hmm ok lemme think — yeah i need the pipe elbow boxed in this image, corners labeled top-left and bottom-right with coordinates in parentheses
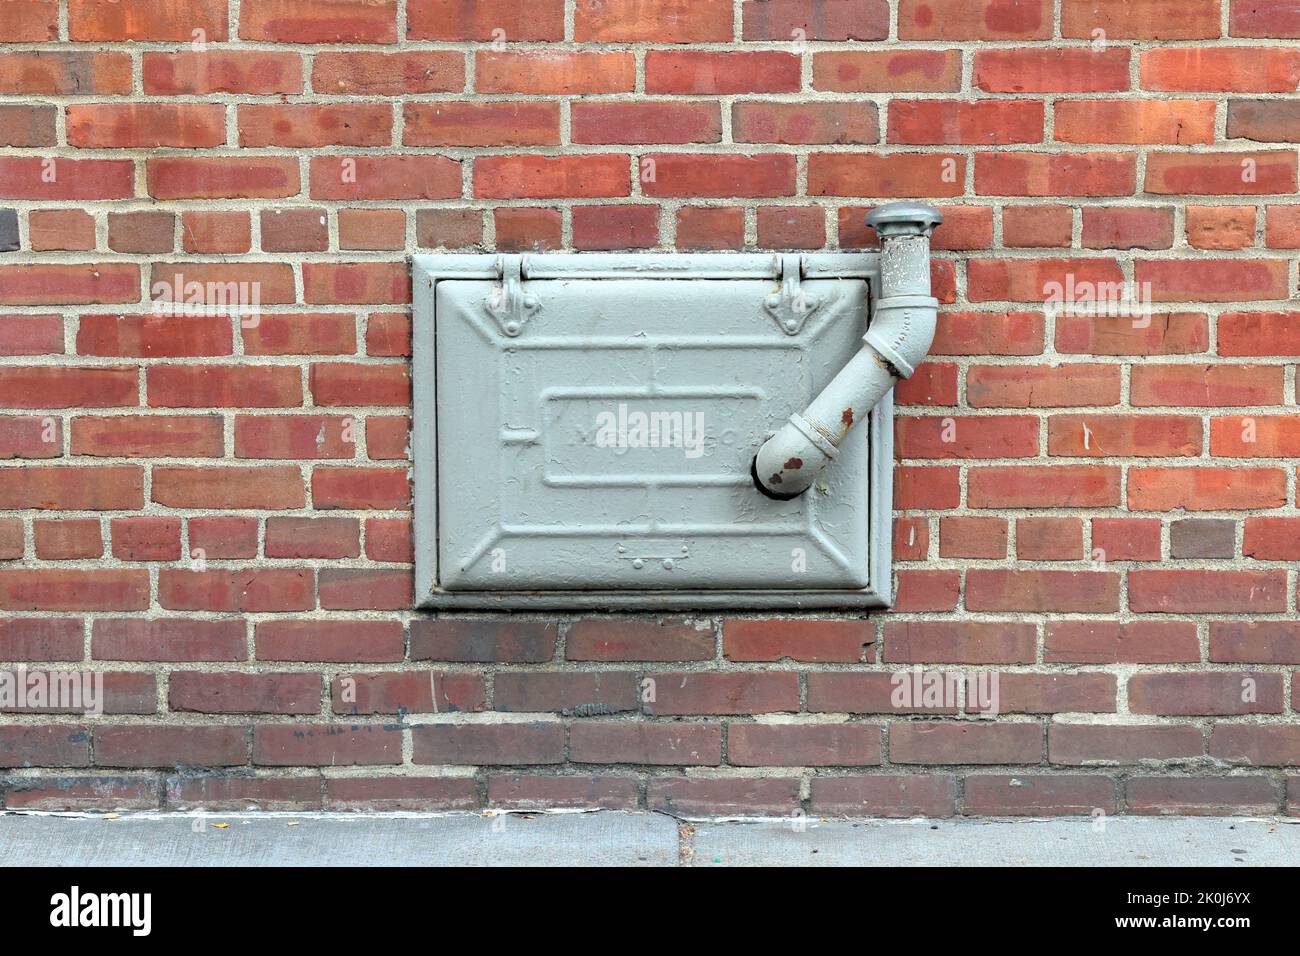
top-left (863, 292), bottom-right (938, 380)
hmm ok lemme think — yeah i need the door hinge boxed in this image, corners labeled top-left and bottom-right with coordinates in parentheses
top-left (764, 253), bottom-right (822, 335)
top-left (483, 254), bottom-right (539, 337)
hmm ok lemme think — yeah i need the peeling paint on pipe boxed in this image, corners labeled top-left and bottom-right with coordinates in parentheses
top-left (753, 202), bottom-right (942, 500)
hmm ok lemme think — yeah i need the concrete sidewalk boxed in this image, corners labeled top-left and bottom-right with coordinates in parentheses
top-left (0, 811), bottom-right (1297, 866)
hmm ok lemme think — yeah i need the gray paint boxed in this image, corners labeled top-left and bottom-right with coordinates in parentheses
top-left (412, 252), bottom-right (895, 610)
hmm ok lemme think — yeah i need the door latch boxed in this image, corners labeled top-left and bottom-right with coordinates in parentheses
top-left (764, 253), bottom-right (822, 335)
top-left (483, 254), bottom-right (539, 337)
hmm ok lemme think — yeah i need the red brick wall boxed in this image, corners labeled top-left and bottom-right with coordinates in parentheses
top-left (0, 0), bottom-right (1297, 816)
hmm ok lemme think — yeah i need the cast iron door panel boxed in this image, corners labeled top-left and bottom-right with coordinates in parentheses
top-left (434, 276), bottom-right (872, 591)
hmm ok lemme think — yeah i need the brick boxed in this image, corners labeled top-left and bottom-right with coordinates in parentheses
top-left (1055, 99), bottom-right (1216, 145)
top-left (4, 776), bottom-right (157, 811)
top-left (1228, 100), bottom-right (1300, 141)
top-left (888, 722), bottom-right (1042, 764)
top-left (899, 0), bottom-right (1050, 39)
top-left (0, 51), bottom-right (131, 94)
top-left (968, 364), bottom-right (1119, 407)
top-left (0, 315), bottom-right (63, 356)
top-left (108, 212), bottom-right (175, 254)
top-left (1210, 622), bottom-right (1300, 664)
top-left (814, 50), bottom-right (962, 93)
top-left (68, 104), bottom-right (225, 148)
top-left (474, 155), bottom-right (628, 200)
top-left (0, 618), bottom-right (82, 661)
top-left (576, 0), bottom-right (733, 42)
top-left (234, 416), bottom-right (355, 461)
top-left (566, 619), bottom-right (712, 662)
top-left (963, 775), bottom-right (1116, 815)
top-left (932, 311), bottom-right (1044, 356)
top-left (153, 466), bottom-right (304, 508)
top-left (644, 672), bottom-right (799, 715)
top-left (77, 314), bottom-right (230, 358)
top-left (0, 466), bottom-right (141, 511)
top-left (981, 672), bottom-right (1115, 714)
top-left (570, 722), bottom-right (719, 765)
top-left (1232, 0), bottom-right (1300, 36)
top-left (70, 0), bottom-right (228, 41)
top-left (0, 264), bottom-right (140, 305)
top-left (1047, 413), bottom-right (1201, 457)
top-left (1130, 671), bottom-right (1283, 716)
top-left (811, 775), bottom-right (957, 817)
top-left (1142, 47), bottom-right (1300, 92)
top-left (254, 723), bottom-right (402, 766)
top-left (148, 157), bottom-right (299, 200)
top-left (807, 673), bottom-right (958, 714)
top-left (975, 152), bottom-right (1135, 196)
top-left (1050, 724), bottom-right (1204, 765)
top-left (495, 207), bottom-right (562, 252)
top-left (168, 776), bottom-right (323, 811)
top-left (1062, 0), bottom-right (1221, 39)
top-left (1081, 206), bottom-right (1175, 250)
top-left (1143, 258), bottom-right (1289, 301)
top-left (1244, 517), bottom-right (1300, 560)
top-left (493, 672), bottom-right (636, 715)
top-left (365, 314), bottom-right (411, 357)
top-left (975, 48), bottom-right (1130, 92)
top-left (968, 465), bottom-right (1120, 507)
top-left (159, 569), bottom-right (314, 613)
top-left (256, 619), bottom-right (403, 663)
top-left (111, 517), bottom-right (181, 561)
top-left (1266, 205), bottom-right (1300, 247)
top-left (742, 0), bottom-right (888, 39)
top-left (966, 570), bottom-right (1120, 613)
top-left (312, 52), bottom-right (463, 95)
top-left (1219, 311), bottom-right (1300, 355)
top-left (238, 104), bottom-right (391, 147)
top-left (894, 571), bottom-right (960, 611)
top-left (575, 102), bottom-right (720, 146)
top-left (1172, 518), bottom-right (1238, 558)
top-left (894, 362), bottom-right (958, 405)
top-left (729, 724), bottom-right (882, 767)
top-left (325, 777), bottom-right (476, 811)
top-left (476, 51), bottom-right (633, 94)
top-left (93, 726), bottom-right (246, 768)
top-left (310, 156), bottom-right (461, 201)
top-left (29, 209), bottom-right (94, 251)
top-left (896, 466), bottom-right (961, 509)
top-left (675, 207), bottom-right (743, 251)
top-left (1128, 466), bottom-right (1286, 511)
top-left (647, 777), bottom-right (801, 815)
top-left (405, 102), bottom-right (560, 147)
top-left (488, 775), bottom-right (637, 810)
top-left (939, 516), bottom-right (1007, 558)
top-left (0, 725), bottom-right (89, 767)
top-left (649, 51), bottom-right (800, 95)
top-left (148, 366), bottom-right (302, 408)
top-left (889, 100), bottom-right (1043, 145)
top-left (896, 414), bottom-right (1038, 458)
top-left (0, 367), bottom-right (137, 409)
top-left (1001, 205), bottom-right (1071, 248)
top-left (1209, 725), bottom-right (1300, 766)
top-left (243, 314), bottom-right (357, 356)
top-left (171, 672), bottom-right (321, 715)
top-left (239, 0), bottom-right (396, 42)
top-left (883, 621), bottom-right (1035, 664)
top-left (311, 467), bottom-right (408, 510)
top-left (331, 671), bottom-right (483, 715)
top-left (1127, 777), bottom-right (1280, 815)
top-left (265, 517), bottom-right (359, 559)
top-left (1144, 151), bottom-right (1297, 195)
top-left (408, 0), bottom-right (564, 40)
top-left (572, 205), bottom-right (660, 250)
top-left (1129, 570), bottom-right (1288, 613)
top-left (1016, 516), bottom-right (1084, 561)
top-left (93, 619), bottom-right (247, 662)
top-left (144, 51), bottom-right (303, 95)
top-left (411, 620), bottom-right (556, 663)
top-left (319, 569), bottom-right (412, 610)
top-left (723, 619), bottom-right (871, 663)
top-left (412, 722), bottom-right (563, 765)
top-left (809, 152), bottom-right (965, 197)
top-left (1092, 517), bottom-right (1162, 562)
top-left (0, 416), bottom-right (61, 459)
top-left (259, 208), bottom-right (328, 253)
top-left (181, 211), bottom-right (249, 254)
top-left (1133, 364), bottom-right (1281, 405)
top-left (1057, 312), bottom-right (1206, 355)
top-left (187, 517), bottom-right (258, 560)
top-left (363, 518), bottom-right (411, 562)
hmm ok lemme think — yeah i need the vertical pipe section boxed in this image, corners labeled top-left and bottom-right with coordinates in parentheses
top-left (752, 202), bottom-right (943, 499)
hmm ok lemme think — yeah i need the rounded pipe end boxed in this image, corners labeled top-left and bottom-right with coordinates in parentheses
top-left (751, 455), bottom-right (804, 500)
top-left (867, 202), bottom-right (943, 239)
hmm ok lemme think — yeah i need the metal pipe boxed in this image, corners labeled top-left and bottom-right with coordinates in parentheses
top-left (752, 202), bottom-right (943, 499)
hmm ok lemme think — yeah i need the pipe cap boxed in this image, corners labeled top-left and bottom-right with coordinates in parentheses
top-left (867, 202), bottom-right (943, 239)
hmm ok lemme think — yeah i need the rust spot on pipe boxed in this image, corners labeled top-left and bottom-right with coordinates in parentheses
top-left (770, 472), bottom-right (783, 484)
top-left (841, 408), bottom-right (854, 427)
top-left (783, 457), bottom-right (803, 470)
